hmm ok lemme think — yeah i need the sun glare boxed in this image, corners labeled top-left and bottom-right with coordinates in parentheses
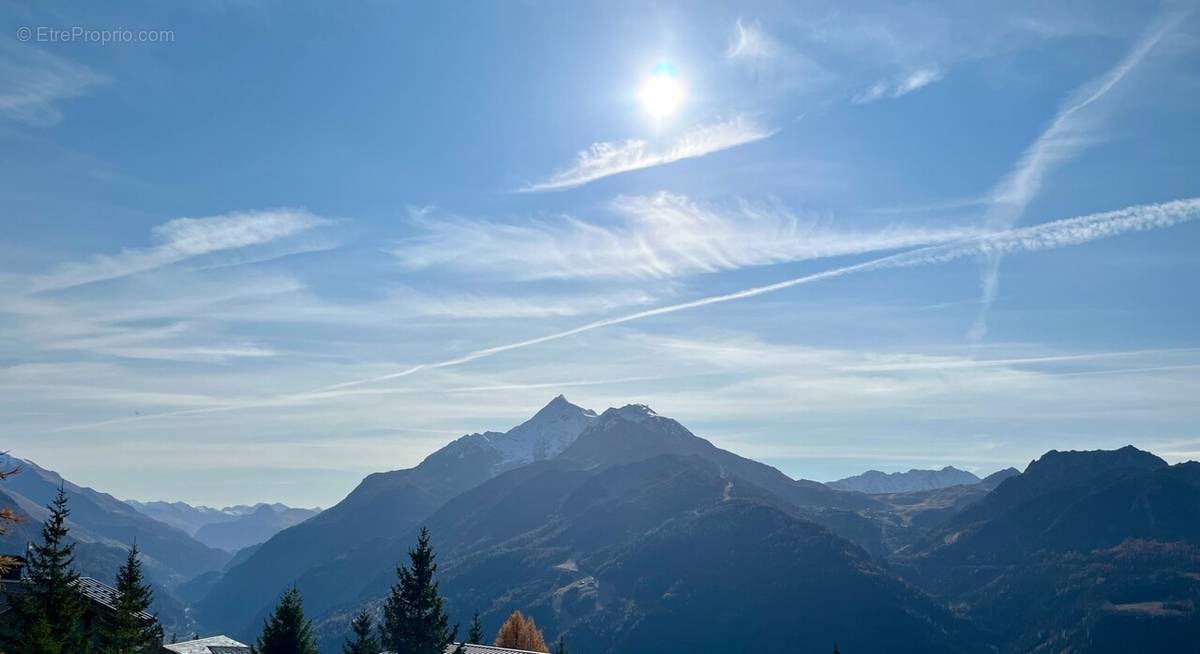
top-left (638, 63), bottom-right (684, 121)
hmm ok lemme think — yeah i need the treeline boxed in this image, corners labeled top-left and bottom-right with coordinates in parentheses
top-left (265, 527), bottom-right (570, 654)
top-left (0, 487), bottom-right (161, 654)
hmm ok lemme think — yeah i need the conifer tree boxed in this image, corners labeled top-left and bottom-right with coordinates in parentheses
top-left (4, 485), bottom-right (90, 654)
top-left (251, 587), bottom-right (318, 654)
top-left (833, 643), bottom-right (841, 654)
top-left (379, 527), bottom-right (459, 654)
top-left (493, 611), bottom-right (548, 652)
top-left (342, 610), bottom-right (380, 654)
top-left (467, 610), bottom-right (483, 644)
top-left (553, 634), bottom-right (569, 654)
top-left (97, 544), bottom-right (162, 653)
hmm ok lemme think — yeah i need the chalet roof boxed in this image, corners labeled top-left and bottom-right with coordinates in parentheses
top-left (162, 635), bottom-right (250, 654)
top-left (0, 576), bottom-right (153, 622)
top-left (76, 576), bottom-right (155, 621)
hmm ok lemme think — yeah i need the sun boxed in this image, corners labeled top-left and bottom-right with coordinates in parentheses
top-left (638, 63), bottom-right (684, 122)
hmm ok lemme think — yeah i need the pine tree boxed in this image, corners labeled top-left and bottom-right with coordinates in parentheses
top-left (553, 634), bottom-right (569, 654)
top-left (833, 643), bottom-right (841, 654)
top-left (493, 611), bottom-right (548, 652)
top-left (342, 610), bottom-right (380, 654)
top-left (97, 544), bottom-right (162, 653)
top-left (467, 610), bottom-right (483, 644)
top-left (379, 527), bottom-right (459, 654)
top-left (3, 485), bottom-right (90, 654)
top-left (251, 587), bottom-right (318, 654)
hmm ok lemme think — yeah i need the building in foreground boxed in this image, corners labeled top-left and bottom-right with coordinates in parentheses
top-left (161, 634), bottom-right (250, 654)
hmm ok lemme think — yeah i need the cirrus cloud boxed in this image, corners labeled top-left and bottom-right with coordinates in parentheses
top-left (520, 116), bottom-right (778, 192)
top-left (392, 192), bottom-right (982, 281)
top-left (30, 208), bottom-right (333, 293)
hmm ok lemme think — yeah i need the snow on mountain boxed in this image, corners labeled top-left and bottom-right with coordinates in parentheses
top-left (442, 394), bottom-right (597, 473)
top-left (603, 403), bottom-right (658, 423)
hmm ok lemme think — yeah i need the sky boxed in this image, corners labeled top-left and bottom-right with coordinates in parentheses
top-left (1, 1), bottom-right (1198, 508)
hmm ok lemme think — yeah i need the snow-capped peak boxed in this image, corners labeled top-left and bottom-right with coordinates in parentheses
top-left (443, 396), bottom-right (597, 473)
top-left (602, 403), bottom-right (659, 423)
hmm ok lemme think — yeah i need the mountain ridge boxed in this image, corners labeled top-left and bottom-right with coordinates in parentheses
top-left (828, 466), bottom-right (982, 494)
top-left (125, 500), bottom-right (321, 548)
top-left (0, 454), bottom-right (229, 582)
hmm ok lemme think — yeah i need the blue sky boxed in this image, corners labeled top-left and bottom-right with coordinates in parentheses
top-left (1, 1), bottom-right (1198, 507)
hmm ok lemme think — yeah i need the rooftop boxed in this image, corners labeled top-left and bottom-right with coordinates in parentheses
top-left (76, 576), bottom-right (155, 621)
top-left (162, 635), bottom-right (250, 654)
top-left (0, 576), bottom-right (154, 622)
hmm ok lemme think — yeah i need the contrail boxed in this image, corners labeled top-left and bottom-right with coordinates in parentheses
top-left (320, 196), bottom-right (1200, 390)
top-left (970, 12), bottom-right (1184, 342)
top-left (52, 196), bottom-right (1200, 431)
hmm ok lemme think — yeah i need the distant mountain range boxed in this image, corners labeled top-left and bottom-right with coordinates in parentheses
top-left (0, 454), bottom-right (231, 636)
top-left (0, 456), bottom-right (319, 635)
top-left (0, 454), bottom-right (229, 581)
top-left (828, 466), bottom-right (984, 493)
top-left (5, 399), bottom-right (1197, 653)
top-left (125, 500), bottom-right (321, 552)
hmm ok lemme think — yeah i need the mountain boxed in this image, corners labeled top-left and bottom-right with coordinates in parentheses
top-left (828, 466), bottom-right (982, 493)
top-left (0, 454), bottom-right (230, 582)
top-left (198, 401), bottom-right (885, 643)
top-left (899, 446), bottom-right (1200, 652)
top-left (907, 446), bottom-right (1175, 566)
top-left (226, 403), bottom-right (923, 649)
top-left (193, 504), bottom-right (320, 551)
top-left (301, 442), bottom-right (983, 652)
top-left (183, 401), bottom-right (1200, 652)
top-left (125, 500), bottom-right (320, 547)
top-left (194, 395), bottom-right (597, 635)
top-left (124, 500), bottom-right (234, 536)
top-left (422, 454), bottom-right (985, 654)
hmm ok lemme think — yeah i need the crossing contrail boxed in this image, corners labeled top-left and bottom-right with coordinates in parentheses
top-left (53, 196), bottom-right (1200, 432)
top-left (320, 196), bottom-right (1200, 391)
top-left (970, 12), bottom-right (1184, 342)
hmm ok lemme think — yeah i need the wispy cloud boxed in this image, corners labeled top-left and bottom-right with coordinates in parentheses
top-left (727, 19), bottom-right (781, 60)
top-left (0, 41), bottom-right (108, 126)
top-left (393, 192), bottom-right (980, 281)
top-left (14, 195), bottom-right (1200, 429)
top-left (29, 208), bottom-right (332, 293)
top-left (853, 67), bottom-right (944, 104)
top-left (840, 349), bottom-right (1199, 372)
top-left (221, 196), bottom-right (1200, 397)
top-left (386, 288), bottom-right (658, 319)
top-left (521, 116), bottom-right (777, 192)
top-left (38, 321), bottom-right (280, 364)
top-left (970, 12), bottom-right (1182, 341)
